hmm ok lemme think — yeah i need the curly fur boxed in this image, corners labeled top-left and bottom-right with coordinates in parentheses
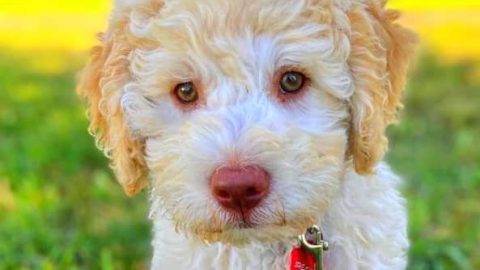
top-left (77, 0), bottom-right (416, 269)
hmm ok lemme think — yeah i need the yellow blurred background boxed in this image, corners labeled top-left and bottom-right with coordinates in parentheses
top-left (1, 0), bottom-right (480, 61)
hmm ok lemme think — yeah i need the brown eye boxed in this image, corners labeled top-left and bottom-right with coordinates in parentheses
top-left (280, 71), bottom-right (305, 93)
top-left (174, 82), bottom-right (198, 103)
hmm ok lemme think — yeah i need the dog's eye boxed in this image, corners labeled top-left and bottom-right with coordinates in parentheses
top-left (174, 82), bottom-right (198, 103)
top-left (279, 71), bottom-right (305, 93)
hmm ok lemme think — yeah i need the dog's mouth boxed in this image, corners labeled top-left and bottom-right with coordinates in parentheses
top-left (236, 221), bottom-right (259, 229)
top-left (179, 207), bottom-right (288, 242)
top-left (227, 216), bottom-right (281, 230)
top-left (188, 213), bottom-right (316, 245)
top-left (224, 206), bottom-right (286, 229)
top-left (218, 200), bottom-right (289, 230)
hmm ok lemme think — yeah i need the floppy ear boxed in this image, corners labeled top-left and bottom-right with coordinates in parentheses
top-left (77, 12), bottom-right (148, 196)
top-left (347, 0), bottom-right (416, 174)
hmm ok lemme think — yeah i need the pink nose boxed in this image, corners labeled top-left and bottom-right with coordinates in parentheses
top-left (210, 165), bottom-right (270, 213)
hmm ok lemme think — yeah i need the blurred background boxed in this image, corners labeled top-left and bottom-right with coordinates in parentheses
top-left (0, 0), bottom-right (479, 269)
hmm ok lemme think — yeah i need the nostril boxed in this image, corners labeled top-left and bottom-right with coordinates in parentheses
top-left (215, 190), bottom-right (231, 200)
top-left (245, 187), bottom-right (259, 197)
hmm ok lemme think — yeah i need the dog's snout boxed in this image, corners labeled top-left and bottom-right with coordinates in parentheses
top-left (210, 165), bottom-right (270, 213)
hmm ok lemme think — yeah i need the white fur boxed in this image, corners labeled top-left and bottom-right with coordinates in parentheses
top-left (151, 163), bottom-right (408, 269)
top-left (91, 0), bottom-right (411, 269)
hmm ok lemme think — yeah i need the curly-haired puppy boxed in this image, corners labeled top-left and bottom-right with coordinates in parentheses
top-left (77, 0), bottom-right (416, 269)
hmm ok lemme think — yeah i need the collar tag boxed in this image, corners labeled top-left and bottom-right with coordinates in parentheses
top-left (289, 225), bottom-right (329, 270)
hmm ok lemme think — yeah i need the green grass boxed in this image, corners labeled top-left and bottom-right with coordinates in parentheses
top-left (0, 52), bottom-right (150, 270)
top-left (388, 55), bottom-right (480, 269)
top-left (0, 51), bottom-right (479, 269)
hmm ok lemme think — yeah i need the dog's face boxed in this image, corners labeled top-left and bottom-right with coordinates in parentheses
top-left (78, 0), bottom-right (415, 244)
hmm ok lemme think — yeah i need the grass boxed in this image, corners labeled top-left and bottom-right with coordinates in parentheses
top-left (388, 55), bottom-right (480, 269)
top-left (0, 51), bottom-right (149, 269)
top-left (0, 51), bottom-right (479, 269)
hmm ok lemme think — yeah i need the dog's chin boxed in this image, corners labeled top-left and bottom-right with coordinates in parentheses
top-left (189, 216), bottom-right (316, 246)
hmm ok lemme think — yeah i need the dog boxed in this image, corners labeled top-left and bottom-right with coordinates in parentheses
top-left (77, 0), bottom-right (416, 269)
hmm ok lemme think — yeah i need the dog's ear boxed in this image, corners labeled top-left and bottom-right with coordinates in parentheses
top-left (347, 0), bottom-right (416, 174)
top-left (77, 8), bottom-right (150, 196)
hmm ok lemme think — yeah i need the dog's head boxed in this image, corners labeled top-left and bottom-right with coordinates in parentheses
top-left (78, 0), bottom-right (415, 244)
